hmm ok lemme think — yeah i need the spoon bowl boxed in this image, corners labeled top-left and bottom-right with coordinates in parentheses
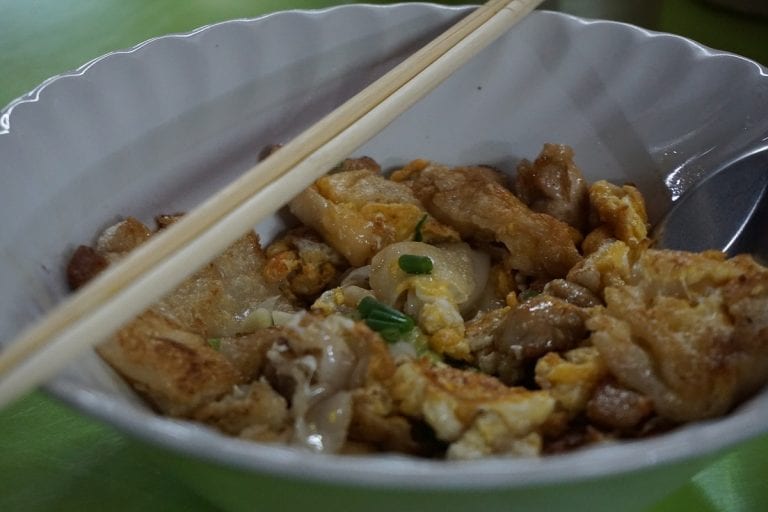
top-left (654, 144), bottom-right (768, 263)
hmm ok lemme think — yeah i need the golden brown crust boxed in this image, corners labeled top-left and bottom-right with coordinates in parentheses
top-left (514, 143), bottom-right (590, 232)
top-left (588, 250), bottom-right (768, 422)
top-left (401, 163), bottom-right (582, 278)
top-left (66, 245), bottom-right (109, 290)
top-left (97, 310), bottom-right (241, 416)
top-left (391, 359), bottom-right (554, 459)
top-left (290, 168), bottom-right (459, 266)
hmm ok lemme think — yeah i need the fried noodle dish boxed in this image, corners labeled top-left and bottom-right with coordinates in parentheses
top-left (66, 144), bottom-right (768, 459)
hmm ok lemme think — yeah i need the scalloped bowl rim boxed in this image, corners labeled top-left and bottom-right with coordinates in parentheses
top-left (2, 2), bottom-right (767, 490)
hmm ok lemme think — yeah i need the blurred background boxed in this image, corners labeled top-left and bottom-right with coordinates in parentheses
top-left (1, 0), bottom-right (766, 108)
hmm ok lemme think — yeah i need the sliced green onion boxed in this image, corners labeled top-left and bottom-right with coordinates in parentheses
top-left (207, 338), bottom-right (221, 350)
top-left (398, 254), bottom-right (433, 275)
top-left (357, 296), bottom-right (379, 317)
top-left (357, 296), bottom-right (415, 341)
top-left (412, 214), bottom-right (428, 242)
top-left (377, 327), bottom-right (402, 343)
top-left (367, 310), bottom-right (415, 332)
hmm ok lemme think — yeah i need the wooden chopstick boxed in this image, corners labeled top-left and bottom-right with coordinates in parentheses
top-left (0, 0), bottom-right (543, 408)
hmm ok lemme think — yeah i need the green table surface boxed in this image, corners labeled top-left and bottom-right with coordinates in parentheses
top-left (1, 1), bottom-right (767, 511)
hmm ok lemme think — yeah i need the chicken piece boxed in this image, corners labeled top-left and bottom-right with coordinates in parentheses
top-left (543, 279), bottom-right (602, 307)
top-left (348, 382), bottom-right (428, 455)
top-left (586, 381), bottom-right (654, 431)
top-left (96, 310), bottom-right (241, 416)
top-left (66, 217), bottom-right (152, 289)
top-left (466, 307), bottom-right (511, 353)
top-left (191, 380), bottom-right (290, 439)
top-left (514, 144), bottom-right (590, 232)
top-left (66, 245), bottom-right (109, 289)
top-left (534, 347), bottom-right (607, 416)
top-left (490, 295), bottom-right (591, 385)
top-left (216, 329), bottom-right (283, 381)
top-left (391, 359), bottom-right (555, 459)
top-left (588, 250), bottom-right (768, 422)
top-left (587, 180), bottom-right (649, 247)
top-left (289, 165), bottom-right (459, 266)
top-left (263, 227), bottom-right (348, 302)
top-left (395, 163), bottom-right (582, 278)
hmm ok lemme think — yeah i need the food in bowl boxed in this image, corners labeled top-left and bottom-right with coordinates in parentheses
top-left (65, 144), bottom-right (768, 460)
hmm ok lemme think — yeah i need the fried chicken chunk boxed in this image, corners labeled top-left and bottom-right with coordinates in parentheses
top-left (66, 217), bottom-right (151, 289)
top-left (394, 162), bottom-right (582, 278)
top-left (489, 295), bottom-right (591, 385)
top-left (392, 359), bottom-right (555, 459)
top-left (515, 144), bottom-right (590, 232)
top-left (588, 249), bottom-right (768, 422)
top-left (289, 160), bottom-right (459, 266)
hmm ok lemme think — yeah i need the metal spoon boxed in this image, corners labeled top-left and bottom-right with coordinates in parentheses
top-left (653, 144), bottom-right (768, 264)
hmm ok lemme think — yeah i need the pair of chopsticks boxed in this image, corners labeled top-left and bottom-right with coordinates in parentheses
top-left (0, 0), bottom-right (543, 408)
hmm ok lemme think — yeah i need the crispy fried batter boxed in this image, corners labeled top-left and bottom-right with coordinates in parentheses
top-left (588, 250), bottom-right (768, 422)
top-left (79, 217), bottom-right (294, 421)
top-left (567, 240), bottom-right (633, 297)
top-left (348, 383), bottom-right (427, 455)
top-left (391, 359), bottom-right (554, 459)
top-left (290, 167), bottom-right (459, 266)
top-left (191, 380), bottom-right (290, 439)
top-left (398, 163), bottom-right (582, 278)
top-left (155, 230), bottom-right (293, 337)
top-left (587, 180), bottom-right (649, 248)
top-left (535, 347), bottom-right (607, 416)
top-left (96, 310), bottom-right (241, 416)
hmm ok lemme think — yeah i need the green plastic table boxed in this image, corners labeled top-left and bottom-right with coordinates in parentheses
top-left (1, 1), bottom-right (767, 511)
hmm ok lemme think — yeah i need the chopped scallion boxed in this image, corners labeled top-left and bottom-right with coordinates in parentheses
top-left (207, 338), bottom-right (221, 350)
top-left (357, 296), bottom-right (379, 317)
top-left (398, 254), bottom-right (433, 275)
top-left (357, 296), bottom-right (415, 342)
top-left (412, 214), bottom-right (428, 242)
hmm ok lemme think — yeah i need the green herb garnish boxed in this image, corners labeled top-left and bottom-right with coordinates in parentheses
top-left (412, 214), bottom-right (428, 242)
top-left (398, 254), bottom-right (433, 275)
top-left (207, 338), bottom-right (221, 350)
top-left (357, 296), bottom-right (415, 342)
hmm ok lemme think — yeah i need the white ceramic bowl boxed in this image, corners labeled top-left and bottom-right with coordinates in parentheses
top-left (2, 4), bottom-right (768, 511)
